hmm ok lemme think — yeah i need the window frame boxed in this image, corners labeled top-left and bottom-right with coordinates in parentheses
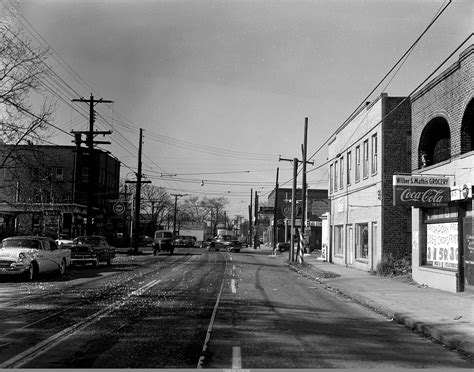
top-left (355, 146), bottom-right (361, 183)
top-left (371, 134), bottom-right (378, 175)
top-left (347, 151), bottom-right (352, 186)
top-left (363, 139), bottom-right (369, 179)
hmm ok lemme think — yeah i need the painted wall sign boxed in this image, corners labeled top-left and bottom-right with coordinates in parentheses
top-left (392, 175), bottom-right (451, 206)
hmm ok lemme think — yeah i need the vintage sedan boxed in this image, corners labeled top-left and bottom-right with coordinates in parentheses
top-left (0, 236), bottom-right (71, 281)
top-left (70, 236), bottom-right (116, 267)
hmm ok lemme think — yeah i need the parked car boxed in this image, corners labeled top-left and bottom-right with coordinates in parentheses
top-left (139, 235), bottom-right (153, 246)
top-left (152, 230), bottom-right (174, 255)
top-left (182, 235), bottom-right (195, 247)
top-left (0, 236), bottom-right (71, 280)
top-left (173, 235), bottom-right (185, 246)
top-left (277, 242), bottom-right (290, 252)
top-left (56, 234), bottom-right (74, 248)
top-left (70, 236), bottom-right (116, 267)
top-left (201, 238), bottom-right (213, 249)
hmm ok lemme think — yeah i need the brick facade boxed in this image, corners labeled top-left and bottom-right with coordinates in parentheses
top-left (411, 44), bottom-right (473, 293)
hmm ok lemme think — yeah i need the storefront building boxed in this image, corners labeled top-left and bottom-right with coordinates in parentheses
top-left (266, 187), bottom-right (328, 251)
top-left (0, 144), bottom-right (121, 241)
top-left (327, 93), bottom-right (412, 271)
top-left (410, 45), bottom-right (473, 293)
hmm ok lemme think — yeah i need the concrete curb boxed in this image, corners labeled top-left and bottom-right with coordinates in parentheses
top-left (285, 261), bottom-right (474, 358)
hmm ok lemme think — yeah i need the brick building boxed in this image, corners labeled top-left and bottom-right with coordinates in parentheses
top-left (266, 187), bottom-right (328, 251)
top-left (410, 45), bottom-right (473, 293)
top-left (0, 144), bottom-right (120, 241)
top-left (327, 93), bottom-right (412, 271)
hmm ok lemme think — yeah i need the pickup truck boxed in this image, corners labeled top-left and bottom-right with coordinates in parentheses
top-left (70, 235), bottom-right (116, 267)
top-left (0, 236), bottom-right (71, 281)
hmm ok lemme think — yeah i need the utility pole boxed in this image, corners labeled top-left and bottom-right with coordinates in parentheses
top-left (272, 167), bottom-right (279, 254)
top-left (279, 155), bottom-right (313, 262)
top-left (301, 117), bottom-right (309, 250)
top-left (254, 191), bottom-right (259, 249)
top-left (72, 94), bottom-right (113, 236)
top-left (249, 188), bottom-right (253, 246)
top-left (125, 129), bottom-right (151, 254)
top-left (171, 194), bottom-right (187, 237)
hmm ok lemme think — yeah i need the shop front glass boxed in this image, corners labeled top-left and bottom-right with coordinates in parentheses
top-left (424, 206), bottom-right (458, 271)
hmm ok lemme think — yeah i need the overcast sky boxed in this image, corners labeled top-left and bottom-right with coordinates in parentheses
top-left (4, 0), bottom-right (473, 217)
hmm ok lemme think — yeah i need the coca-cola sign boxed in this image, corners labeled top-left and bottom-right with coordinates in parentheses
top-left (393, 175), bottom-right (451, 206)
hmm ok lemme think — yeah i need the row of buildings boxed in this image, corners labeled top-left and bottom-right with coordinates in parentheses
top-left (265, 45), bottom-right (473, 293)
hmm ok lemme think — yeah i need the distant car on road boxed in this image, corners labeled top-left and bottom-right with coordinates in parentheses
top-left (0, 236), bottom-right (71, 280)
top-left (152, 230), bottom-right (174, 255)
top-left (214, 234), bottom-right (241, 253)
top-left (70, 236), bottom-right (116, 267)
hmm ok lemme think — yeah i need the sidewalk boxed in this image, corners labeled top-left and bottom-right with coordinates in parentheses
top-left (256, 245), bottom-right (474, 358)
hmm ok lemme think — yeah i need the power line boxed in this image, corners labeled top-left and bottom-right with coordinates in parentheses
top-left (306, 0), bottom-right (453, 163)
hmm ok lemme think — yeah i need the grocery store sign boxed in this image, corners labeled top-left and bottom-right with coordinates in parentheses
top-left (393, 175), bottom-right (451, 207)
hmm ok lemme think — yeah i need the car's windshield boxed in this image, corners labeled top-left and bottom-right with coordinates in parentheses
top-left (2, 239), bottom-right (41, 249)
top-left (73, 237), bottom-right (101, 245)
top-left (156, 232), bottom-right (173, 239)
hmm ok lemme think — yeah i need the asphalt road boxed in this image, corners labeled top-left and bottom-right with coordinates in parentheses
top-left (0, 246), bottom-right (472, 369)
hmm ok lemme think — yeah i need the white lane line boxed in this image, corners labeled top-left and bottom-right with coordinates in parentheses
top-left (232, 346), bottom-right (242, 369)
top-left (231, 279), bottom-right (236, 294)
top-left (197, 253), bottom-right (229, 368)
top-left (0, 279), bottom-right (161, 369)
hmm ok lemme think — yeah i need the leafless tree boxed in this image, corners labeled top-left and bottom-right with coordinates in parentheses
top-left (0, 4), bottom-right (55, 155)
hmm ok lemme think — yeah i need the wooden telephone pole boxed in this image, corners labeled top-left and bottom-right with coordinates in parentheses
top-left (71, 94), bottom-right (113, 236)
top-left (125, 128), bottom-right (151, 254)
top-left (279, 117), bottom-right (313, 262)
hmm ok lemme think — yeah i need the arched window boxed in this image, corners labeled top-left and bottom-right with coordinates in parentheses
top-left (418, 117), bottom-right (450, 168)
top-left (461, 99), bottom-right (473, 154)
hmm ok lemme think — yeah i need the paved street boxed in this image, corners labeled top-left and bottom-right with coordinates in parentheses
top-left (0, 247), bottom-right (472, 369)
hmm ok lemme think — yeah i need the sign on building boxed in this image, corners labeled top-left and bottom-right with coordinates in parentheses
top-left (392, 175), bottom-right (451, 207)
top-left (450, 183), bottom-right (472, 201)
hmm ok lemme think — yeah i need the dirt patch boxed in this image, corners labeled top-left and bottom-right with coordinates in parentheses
top-left (287, 261), bottom-right (340, 281)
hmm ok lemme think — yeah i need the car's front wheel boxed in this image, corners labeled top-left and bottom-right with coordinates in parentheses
top-left (59, 259), bottom-right (66, 275)
top-left (27, 262), bottom-right (38, 281)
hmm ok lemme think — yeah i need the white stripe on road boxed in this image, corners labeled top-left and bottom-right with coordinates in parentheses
top-left (231, 278), bottom-right (236, 294)
top-left (0, 279), bottom-right (161, 369)
top-left (232, 346), bottom-right (242, 369)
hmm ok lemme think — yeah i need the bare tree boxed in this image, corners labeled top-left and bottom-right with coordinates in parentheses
top-left (0, 4), bottom-right (55, 153)
top-left (140, 184), bottom-right (172, 232)
top-left (200, 197), bottom-right (228, 236)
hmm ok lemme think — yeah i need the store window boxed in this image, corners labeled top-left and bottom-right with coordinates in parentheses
top-left (355, 223), bottom-right (368, 260)
top-left (334, 225), bottom-right (343, 256)
top-left (424, 207), bottom-right (458, 271)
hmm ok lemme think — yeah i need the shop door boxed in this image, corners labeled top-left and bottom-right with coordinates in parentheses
top-left (464, 217), bottom-right (474, 286)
